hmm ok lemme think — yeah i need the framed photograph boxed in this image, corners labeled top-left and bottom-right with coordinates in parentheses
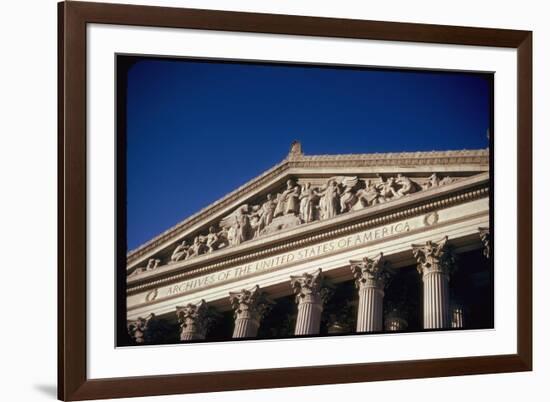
top-left (58, 1), bottom-right (532, 400)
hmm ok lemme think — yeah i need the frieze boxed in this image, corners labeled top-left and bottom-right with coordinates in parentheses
top-left (128, 218), bottom-right (416, 310)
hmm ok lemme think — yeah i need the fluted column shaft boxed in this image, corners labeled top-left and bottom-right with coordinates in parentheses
top-left (422, 269), bottom-right (451, 328)
top-left (230, 285), bottom-right (270, 339)
top-left (180, 324), bottom-right (205, 341)
top-left (233, 314), bottom-right (260, 338)
top-left (295, 293), bottom-right (323, 335)
top-left (357, 286), bottom-right (385, 331)
top-left (351, 253), bottom-right (390, 332)
top-left (413, 237), bottom-right (455, 330)
top-left (291, 268), bottom-right (325, 336)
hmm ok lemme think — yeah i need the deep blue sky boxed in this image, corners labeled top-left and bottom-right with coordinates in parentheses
top-left (124, 57), bottom-right (491, 250)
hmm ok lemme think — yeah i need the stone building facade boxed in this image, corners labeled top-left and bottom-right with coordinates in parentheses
top-left (124, 142), bottom-right (492, 345)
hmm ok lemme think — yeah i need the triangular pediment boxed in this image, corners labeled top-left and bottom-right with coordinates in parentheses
top-left (127, 144), bottom-right (489, 277)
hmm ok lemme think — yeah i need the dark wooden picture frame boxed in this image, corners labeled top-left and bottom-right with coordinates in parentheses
top-left (58, 1), bottom-right (532, 400)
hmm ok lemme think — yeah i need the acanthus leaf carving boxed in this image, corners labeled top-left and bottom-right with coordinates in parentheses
top-left (175, 299), bottom-right (212, 340)
top-left (229, 285), bottom-right (273, 321)
top-left (350, 252), bottom-right (392, 290)
top-left (290, 268), bottom-right (325, 305)
top-left (412, 236), bottom-right (456, 278)
top-left (127, 313), bottom-right (156, 344)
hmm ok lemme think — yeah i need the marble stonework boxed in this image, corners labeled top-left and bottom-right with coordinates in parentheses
top-left (125, 143), bottom-right (491, 341)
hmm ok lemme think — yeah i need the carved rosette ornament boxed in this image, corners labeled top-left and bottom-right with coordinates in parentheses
top-left (176, 300), bottom-right (209, 341)
top-left (479, 227), bottom-right (490, 259)
top-left (229, 285), bottom-right (272, 338)
top-left (412, 237), bottom-right (456, 329)
top-left (290, 268), bottom-right (325, 335)
top-left (350, 253), bottom-right (391, 332)
top-left (127, 314), bottom-right (156, 344)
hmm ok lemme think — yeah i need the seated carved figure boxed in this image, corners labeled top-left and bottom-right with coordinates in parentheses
top-left (394, 174), bottom-right (416, 197)
top-left (376, 176), bottom-right (398, 201)
top-left (171, 240), bottom-right (190, 263)
top-left (357, 179), bottom-right (381, 207)
top-left (423, 173), bottom-right (439, 189)
top-left (146, 258), bottom-right (161, 271)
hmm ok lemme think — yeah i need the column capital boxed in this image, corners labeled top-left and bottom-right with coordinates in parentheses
top-left (350, 253), bottom-right (391, 290)
top-left (176, 300), bottom-right (210, 340)
top-left (412, 236), bottom-right (455, 278)
top-left (290, 268), bottom-right (325, 305)
top-left (479, 227), bottom-right (490, 258)
top-left (127, 313), bottom-right (156, 344)
top-left (229, 285), bottom-right (272, 321)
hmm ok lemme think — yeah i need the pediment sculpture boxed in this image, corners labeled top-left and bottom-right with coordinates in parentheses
top-left (129, 172), bottom-right (457, 277)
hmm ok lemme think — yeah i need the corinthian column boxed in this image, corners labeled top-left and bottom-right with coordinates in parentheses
top-left (412, 236), bottom-right (455, 329)
top-left (291, 268), bottom-right (325, 335)
top-left (176, 300), bottom-right (209, 341)
top-left (350, 253), bottom-right (391, 332)
top-left (229, 285), bottom-right (271, 338)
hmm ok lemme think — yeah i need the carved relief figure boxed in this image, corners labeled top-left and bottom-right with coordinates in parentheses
top-left (205, 226), bottom-right (226, 253)
top-left (132, 171), bottom-right (466, 268)
top-left (376, 175), bottom-right (398, 201)
top-left (186, 236), bottom-right (206, 259)
top-left (423, 173), bottom-right (454, 190)
top-left (394, 174), bottom-right (416, 198)
top-left (319, 179), bottom-right (340, 219)
top-left (357, 179), bottom-right (381, 207)
top-left (219, 205), bottom-right (253, 246)
top-left (274, 179), bottom-right (301, 217)
top-left (146, 258), bottom-right (161, 271)
top-left (424, 173), bottom-right (439, 189)
top-left (234, 212), bottom-right (251, 245)
top-left (339, 176), bottom-right (359, 213)
top-left (439, 176), bottom-right (454, 186)
top-left (171, 240), bottom-right (190, 263)
top-left (299, 183), bottom-right (320, 223)
top-left (256, 194), bottom-right (276, 235)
